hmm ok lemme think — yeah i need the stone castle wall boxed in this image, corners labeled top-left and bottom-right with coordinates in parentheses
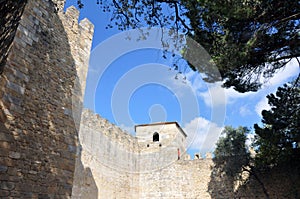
top-left (72, 109), bottom-right (140, 198)
top-left (1, 0), bottom-right (299, 198)
top-left (77, 110), bottom-right (300, 199)
top-left (138, 159), bottom-right (213, 199)
top-left (76, 109), bottom-right (215, 198)
top-left (0, 0), bottom-right (93, 198)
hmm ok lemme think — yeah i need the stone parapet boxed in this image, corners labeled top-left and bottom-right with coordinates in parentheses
top-left (80, 109), bottom-right (138, 152)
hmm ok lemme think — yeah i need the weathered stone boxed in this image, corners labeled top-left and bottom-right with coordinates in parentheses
top-left (28, 170), bottom-right (37, 175)
top-left (0, 0), bottom-right (93, 197)
top-left (6, 81), bottom-right (25, 95)
top-left (0, 190), bottom-right (10, 197)
top-left (0, 165), bottom-right (8, 173)
top-left (0, 181), bottom-right (15, 191)
top-left (0, 0), bottom-right (27, 73)
top-left (8, 152), bottom-right (21, 159)
top-left (1, 0), bottom-right (299, 198)
top-left (73, 109), bottom-right (300, 198)
top-left (0, 132), bottom-right (13, 142)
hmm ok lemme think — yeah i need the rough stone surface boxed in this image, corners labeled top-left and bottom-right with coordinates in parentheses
top-left (0, 0), bottom-right (28, 73)
top-left (75, 110), bottom-right (215, 198)
top-left (76, 109), bottom-right (300, 199)
top-left (72, 110), bottom-right (139, 198)
top-left (1, 0), bottom-right (299, 198)
top-left (0, 0), bottom-right (93, 198)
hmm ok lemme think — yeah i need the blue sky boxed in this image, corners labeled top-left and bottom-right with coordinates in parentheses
top-left (65, 0), bottom-right (299, 156)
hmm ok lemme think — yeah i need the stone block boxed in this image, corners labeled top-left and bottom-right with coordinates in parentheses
top-left (8, 152), bottom-right (21, 159)
top-left (12, 68), bottom-right (29, 82)
top-left (0, 132), bottom-right (13, 142)
top-left (10, 104), bottom-right (25, 115)
top-left (0, 165), bottom-right (8, 173)
top-left (0, 181), bottom-right (15, 191)
top-left (6, 81), bottom-right (25, 95)
top-left (0, 190), bottom-right (10, 197)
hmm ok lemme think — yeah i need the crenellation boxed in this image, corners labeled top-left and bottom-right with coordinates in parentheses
top-left (205, 152), bottom-right (212, 159)
top-left (79, 18), bottom-right (94, 38)
top-left (80, 109), bottom-right (138, 151)
top-left (58, 6), bottom-right (94, 104)
top-left (194, 152), bottom-right (202, 159)
top-left (64, 6), bottom-right (80, 30)
top-left (79, 107), bottom-right (287, 198)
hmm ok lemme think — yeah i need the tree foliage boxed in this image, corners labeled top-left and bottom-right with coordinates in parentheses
top-left (254, 79), bottom-right (300, 167)
top-left (214, 126), bottom-right (250, 178)
top-left (183, 0), bottom-right (300, 92)
top-left (212, 126), bottom-right (271, 198)
top-left (78, 0), bottom-right (300, 92)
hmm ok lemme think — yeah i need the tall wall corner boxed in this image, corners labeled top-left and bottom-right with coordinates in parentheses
top-left (61, 5), bottom-right (94, 42)
top-left (0, 0), bottom-right (90, 197)
top-left (59, 5), bottom-right (94, 104)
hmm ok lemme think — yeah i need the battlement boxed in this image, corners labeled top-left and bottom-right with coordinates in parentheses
top-left (79, 109), bottom-right (214, 164)
top-left (61, 6), bottom-right (94, 37)
top-left (80, 109), bottom-right (138, 152)
top-left (181, 152), bottom-right (213, 160)
top-left (58, 6), bottom-right (94, 103)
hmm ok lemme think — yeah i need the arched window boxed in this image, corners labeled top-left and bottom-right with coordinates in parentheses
top-left (153, 132), bottom-right (159, 142)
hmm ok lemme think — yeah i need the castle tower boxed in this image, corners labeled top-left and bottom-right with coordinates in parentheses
top-left (135, 122), bottom-right (187, 171)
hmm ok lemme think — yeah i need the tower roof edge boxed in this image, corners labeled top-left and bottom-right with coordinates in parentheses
top-left (134, 121), bottom-right (187, 137)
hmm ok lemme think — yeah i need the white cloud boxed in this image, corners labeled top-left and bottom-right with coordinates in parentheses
top-left (253, 58), bottom-right (299, 117)
top-left (197, 58), bottom-right (299, 108)
top-left (239, 105), bottom-right (252, 117)
top-left (183, 117), bottom-right (223, 153)
top-left (198, 82), bottom-right (254, 107)
top-left (198, 82), bottom-right (227, 107)
top-left (263, 58), bottom-right (300, 87)
top-left (255, 97), bottom-right (271, 117)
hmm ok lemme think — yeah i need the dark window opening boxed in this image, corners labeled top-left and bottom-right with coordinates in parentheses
top-left (159, 143), bottom-right (162, 147)
top-left (147, 144), bottom-right (149, 147)
top-left (153, 132), bottom-right (159, 142)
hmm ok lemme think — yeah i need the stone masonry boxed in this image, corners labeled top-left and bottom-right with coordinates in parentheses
top-left (76, 109), bottom-right (300, 199)
top-left (0, 0), bottom-right (93, 198)
top-left (1, 0), bottom-right (299, 199)
top-left (0, 0), bottom-right (28, 73)
top-left (74, 109), bottom-right (214, 198)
